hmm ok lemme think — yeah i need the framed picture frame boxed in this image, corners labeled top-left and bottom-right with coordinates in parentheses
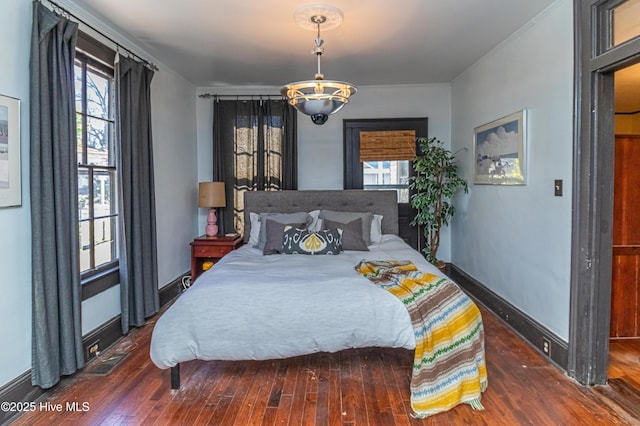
top-left (473, 110), bottom-right (526, 185)
top-left (0, 94), bottom-right (21, 207)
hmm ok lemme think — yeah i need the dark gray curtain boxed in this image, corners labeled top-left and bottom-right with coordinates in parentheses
top-left (213, 99), bottom-right (297, 234)
top-left (116, 56), bottom-right (158, 334)
top-left (29, 1), bottom-right (84, 388)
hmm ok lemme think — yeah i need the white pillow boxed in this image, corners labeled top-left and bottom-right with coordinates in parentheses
top-left (248, 212), bottom-right (261, 246)
top-left (369, 214), bottom-right (383, 245)
top-left (308, 209), bottom-right (321, 232)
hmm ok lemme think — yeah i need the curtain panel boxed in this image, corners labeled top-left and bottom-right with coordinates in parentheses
top-left (213, 99), bottom-right (297, 234)
top-left (29, 1), bottom-right (84, 388)
top-left (116, 56), bottom-right (159, 334)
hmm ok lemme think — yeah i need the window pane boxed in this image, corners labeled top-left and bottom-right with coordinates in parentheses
top-left (363, 160), bottom-right (410, 203)
top-left (79, 220), bottom-right (91, 273)
top-left (93, 170), bottom-right (115, 217)
top-left (78, 168), bottom-right (89, 220)
top-left (76, 112), bottom-right (84, 162)
top-left (86, 68), bottom-right (110, 119)
top-left (612, 0), bottom-right (640, 46)
top-left (94, 216), bottom-right (116, 267)
top-left (398, 188), bottom-right (409, 203)
top-left (74, 64), bottom-right (84, 113)
top-left (87, 117), bottom-right (111, 165)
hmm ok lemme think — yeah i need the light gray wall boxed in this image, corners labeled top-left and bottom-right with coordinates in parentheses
top-left (0, 0), bottom-right (33, 390)
top-left (0, 0), bottom-right (198, 388)
top-left (450, 0), bottom-right (573, 340)
top-left (151, 66), bottom-right (199, 286)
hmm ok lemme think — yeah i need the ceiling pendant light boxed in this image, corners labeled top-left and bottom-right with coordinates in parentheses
top-left (280, 4), bottom-right (357, 125)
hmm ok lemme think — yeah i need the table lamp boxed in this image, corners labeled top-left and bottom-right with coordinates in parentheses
top-left (198, 182), bottom-right (226, 236)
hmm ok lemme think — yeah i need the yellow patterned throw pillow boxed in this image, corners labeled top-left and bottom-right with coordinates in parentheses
top-left (281, 226), bottom-right (343, 255)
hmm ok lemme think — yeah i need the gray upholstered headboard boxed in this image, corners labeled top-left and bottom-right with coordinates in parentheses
top-left (243, 190), bottom-right (399, 243)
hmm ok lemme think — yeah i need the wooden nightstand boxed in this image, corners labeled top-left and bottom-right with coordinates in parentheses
top-left (190, 234), bottom-right (243, 281)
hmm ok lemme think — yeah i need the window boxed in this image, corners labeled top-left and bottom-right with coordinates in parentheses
top-left (612, 0), bottom-right (640, 47)
top-left (343, 118), bottom-right (428, 251)
top-left (363, 160), bottom-right (410, 203)
top-left (213, 99), bottom-right (297, 235)
top-left (359, 129), bottom-right (415, 203)
top-left (74, 33), bottom-right (119, 295)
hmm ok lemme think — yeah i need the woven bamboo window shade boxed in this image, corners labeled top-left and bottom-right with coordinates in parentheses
top-left (359, 130), bottom-right (417, 161)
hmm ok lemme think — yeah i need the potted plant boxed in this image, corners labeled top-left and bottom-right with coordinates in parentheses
top-left (410, 137), bottom-right (468, 270)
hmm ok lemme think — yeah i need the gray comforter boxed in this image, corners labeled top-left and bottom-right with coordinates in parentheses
top-left (150, 235), bottom-right (442, 368)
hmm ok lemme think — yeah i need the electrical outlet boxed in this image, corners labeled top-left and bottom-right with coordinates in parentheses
top-left (542, 338), bottom-right (550, 356)
top-left (86, 340), bottom-right (100, 359)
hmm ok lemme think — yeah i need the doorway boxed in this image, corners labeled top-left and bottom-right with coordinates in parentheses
top-left (570, 0), bottom-right (640, 385)
top-left (607, 61), bottom-right (640, 398)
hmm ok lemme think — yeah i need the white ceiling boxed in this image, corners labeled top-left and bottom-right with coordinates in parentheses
top-left (69, 0), bottom-right (559, 87)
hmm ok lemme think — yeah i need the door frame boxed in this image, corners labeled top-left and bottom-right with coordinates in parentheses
top-left (569, 0), bottom-right (640, 384)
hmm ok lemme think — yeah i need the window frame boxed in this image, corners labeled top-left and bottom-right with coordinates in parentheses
top-left (343, 117), bottom-right (428, 251)
top-left (75, 32), bottom-right (119, 300)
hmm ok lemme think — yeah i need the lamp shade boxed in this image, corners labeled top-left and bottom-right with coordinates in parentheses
top-left (198, 182), bottom-right (226, 208)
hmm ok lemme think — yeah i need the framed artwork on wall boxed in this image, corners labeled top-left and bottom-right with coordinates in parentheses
top-left (473, 110), bottom-right (526, 185)
top-left (0, 94), bottom-right (21, 207)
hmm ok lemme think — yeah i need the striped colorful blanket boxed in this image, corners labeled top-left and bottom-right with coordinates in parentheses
top-left (355, 260), bottom-right (488, 418)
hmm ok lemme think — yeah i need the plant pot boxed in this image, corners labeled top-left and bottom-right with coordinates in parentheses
top-left (433, 260), bottom-right (446, 273)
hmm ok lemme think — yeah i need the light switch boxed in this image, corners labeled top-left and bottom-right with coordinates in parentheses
top-left (554, 179), bottom-right (563, 196)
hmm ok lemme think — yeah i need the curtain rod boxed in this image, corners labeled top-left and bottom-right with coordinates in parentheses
top-left (40, 0), bottom-right (159, 72)
top-left (199, 94), bottom-right (284, 100)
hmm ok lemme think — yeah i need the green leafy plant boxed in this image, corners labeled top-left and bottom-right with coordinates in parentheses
top-left (410, 137), bottom-right (468, 265)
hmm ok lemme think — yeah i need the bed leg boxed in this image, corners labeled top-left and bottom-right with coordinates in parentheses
top-left (170, 364), bottom-right (180, 389)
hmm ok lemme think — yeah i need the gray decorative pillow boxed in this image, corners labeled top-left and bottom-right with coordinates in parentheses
top-left (263, 219), bottom-right (307, 255)
top-left (319, 210), bottom-right (374, 246)
top-left (256, 212), bottom-right (313, 250)
top-left (281, 226), bottom-right (343, 255)
top-left (323, 218), bottom-right (369, 251)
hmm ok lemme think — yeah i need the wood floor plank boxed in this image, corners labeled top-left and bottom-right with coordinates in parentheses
top-left (272, 394), bottom-right (294, 425)
top-left (287, 357), bottom-right (310, 426)
top-left (228, 362), bottom-right (261, 426)
top-left (326, 369), bottom-right (342, 426)
top-left (315, 369), bottom-right (330, 424)
top-left (379, 349), bottom-right (409, 418)
top-left (301, 391), bottom-right (317, 425)
top-left (10, 304), bottom-right (637, 426)
top-left (337, 350), bottom-right (356, 425)
top-left (245, 363), bottom-right (278, 426)
top-left (348, 348), bottom-right (370, 425)
top-left (361, 349), bottom-right (394, 425)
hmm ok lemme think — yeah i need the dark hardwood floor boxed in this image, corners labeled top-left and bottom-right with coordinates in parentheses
top-left (9, 305), bottom-right (638, 425)
top-left (593, 338), bottom-right (640, 423)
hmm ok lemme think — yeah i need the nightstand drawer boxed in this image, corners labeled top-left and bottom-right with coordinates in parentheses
top-left (194, 245), bottom-right (231, 258)
top-left (190, 234), bottom-right (243, 282)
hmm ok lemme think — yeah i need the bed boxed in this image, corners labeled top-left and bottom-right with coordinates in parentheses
top-left (150, 190), bottom-right (487, 417)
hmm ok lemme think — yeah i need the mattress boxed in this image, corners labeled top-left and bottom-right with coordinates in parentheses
top-left (150, 234), bottom-right (443, 369)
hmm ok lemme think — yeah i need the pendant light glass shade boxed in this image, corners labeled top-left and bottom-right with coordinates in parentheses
top-left (281, 80), bottom-right (356, 125)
